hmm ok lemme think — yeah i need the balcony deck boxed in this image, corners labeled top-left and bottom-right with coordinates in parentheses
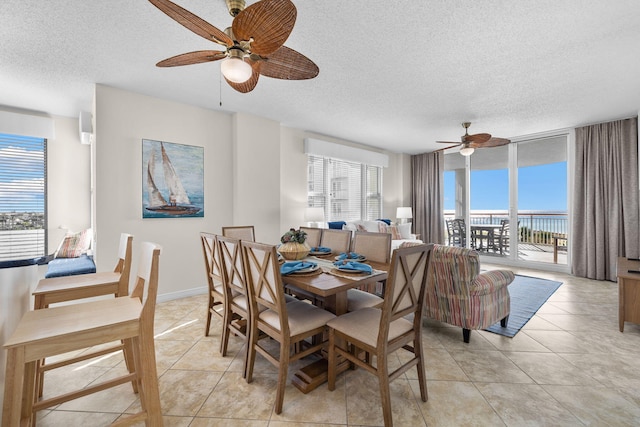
top-left (476, 242), bottom-right (567, 265)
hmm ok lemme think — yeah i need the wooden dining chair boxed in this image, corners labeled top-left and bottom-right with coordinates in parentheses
top-left (300, 226), bottom-right (322, 248)
top-left (327, 244), bottom-right (434, 427)
top-left (319, 228), bottom-right (351, 254)
top-left (32, 232), bottom-right (133, 397)
top-left (201, 232), bottom-right (225, 336)
top-left (345, 231), bottom-right (392, 311)
top-left (217, 235), bottom-right (251, 368)
top-left (241, 240), bottom-right (336, 414)
top-left (222, 225), bottom-right (255, 242)
top-left (3, 242), bottom-right (163, 426)
top-left (350, 231), bottom-right (392, 264)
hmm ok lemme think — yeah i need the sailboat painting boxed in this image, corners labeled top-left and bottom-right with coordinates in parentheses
top-left (142, 139), bottom-right (204, 218)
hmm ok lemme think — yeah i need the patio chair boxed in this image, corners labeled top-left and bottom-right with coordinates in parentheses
top-left (450, 218), bottom-right (466, 247)
top-left (424, 245), bottom-right (513, 343)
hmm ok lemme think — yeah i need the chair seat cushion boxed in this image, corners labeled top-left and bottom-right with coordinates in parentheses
top-left (45, 255), bottom-right (96, 278)
top-left (347, 289), bottom-right (383, 312)
top-left (327, 308), bottom-right (413, 347)
top-left (259, 300), bottom-right (335, 336)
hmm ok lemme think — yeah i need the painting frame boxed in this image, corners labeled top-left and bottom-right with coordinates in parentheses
top-left (142, 139), bottom-right (204, 219)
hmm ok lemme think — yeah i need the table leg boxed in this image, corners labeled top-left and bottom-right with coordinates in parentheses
top-left (292, 291), bottom-right (349, 393)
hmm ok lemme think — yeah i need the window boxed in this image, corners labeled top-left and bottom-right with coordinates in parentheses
top-left (0, 133), bottom-right (47, 262)
top-left (307, 155), bottom-right (382, 221)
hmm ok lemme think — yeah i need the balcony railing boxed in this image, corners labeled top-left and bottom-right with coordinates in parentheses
top-left (444, 211), bottom-right (568, 246)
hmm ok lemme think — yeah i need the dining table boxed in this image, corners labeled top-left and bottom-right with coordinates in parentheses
top-left (280, 254), bottom-right (389, 393)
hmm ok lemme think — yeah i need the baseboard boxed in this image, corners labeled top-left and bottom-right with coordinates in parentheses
top-left (157, 286), bottom-right (207, 303)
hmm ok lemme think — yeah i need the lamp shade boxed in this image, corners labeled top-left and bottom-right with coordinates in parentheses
top-left (396, 207), bottom-right (413, 219)
top-left (459, 145), bottom-right (475, 156)
top-left (304, 207), bottom-right (325, 222)
top-left (220, 56), bottom-right (252, 83)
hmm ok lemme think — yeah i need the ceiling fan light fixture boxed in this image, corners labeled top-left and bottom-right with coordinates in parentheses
top-left (221, 50), bottom-right (252, 83)
top-left (459, 144), bottom-right (475, 156)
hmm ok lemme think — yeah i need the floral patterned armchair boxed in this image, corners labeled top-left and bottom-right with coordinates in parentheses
top-left (425, 245), bottom-right (513, 342)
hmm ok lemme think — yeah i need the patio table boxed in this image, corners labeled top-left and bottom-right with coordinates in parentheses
top-left (470, 224), bottom-right (502, 252)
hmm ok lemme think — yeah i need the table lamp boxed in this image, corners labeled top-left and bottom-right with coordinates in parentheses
top-left (305, 207), bottom-right (325, 228)
top-left (396, 207), bottom-right (413, 224)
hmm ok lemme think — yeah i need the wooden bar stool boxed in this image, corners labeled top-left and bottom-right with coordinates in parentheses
top-left (32, 233), bottom-right (134, 397)
top-left (2, 242), bottom-right (163, 427)
top-left (33, 233), bottom-right (133, 310)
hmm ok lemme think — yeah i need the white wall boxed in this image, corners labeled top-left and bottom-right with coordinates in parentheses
top-left (47, 115), bottom-right (93, 244)
top-left (233, 113), bottom-right (282, 244)
top-left (94, 85), bottom-right (234, 298)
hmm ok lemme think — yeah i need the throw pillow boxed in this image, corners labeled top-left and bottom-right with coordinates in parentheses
top-left (362, 220), bottom-right (380, 232)
top-left (397, 222), bottom-right (412, 239)
top-left (55, 229), bottom-right (92, 258)
top-left (356, 224), bottom-right (367, 232)
top-left (386, 225), bottom-right (402, 240)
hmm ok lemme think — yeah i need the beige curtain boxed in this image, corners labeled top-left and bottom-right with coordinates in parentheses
top-left (411, 151), bottom-right (444, 244)
top-left (572, 117), bottom-right (639, 281)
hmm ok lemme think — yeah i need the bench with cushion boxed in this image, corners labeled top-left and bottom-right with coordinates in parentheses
top-left (44, 228), bottom-right (95, 278)
top-left (45, 254), bottom-right (96, 278)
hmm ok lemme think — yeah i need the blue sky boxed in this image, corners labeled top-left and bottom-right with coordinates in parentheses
top-left (444, 162), bottom-right (567, 211)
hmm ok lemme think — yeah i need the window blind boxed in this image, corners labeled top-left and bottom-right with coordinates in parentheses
top-left (0, 133), bottom-right (47, 262)
top-left (307, 155), bottom-right (383, 222)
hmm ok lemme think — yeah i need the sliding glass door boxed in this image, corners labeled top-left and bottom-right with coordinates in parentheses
top-left (443, 133), bottom-right (569, 268)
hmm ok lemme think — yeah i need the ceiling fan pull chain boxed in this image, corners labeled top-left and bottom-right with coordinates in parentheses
top-left (219, 71), bottom-right (223, 107)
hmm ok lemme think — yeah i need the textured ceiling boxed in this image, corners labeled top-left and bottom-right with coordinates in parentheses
top-left (1, 1), bottom-right (639, 154)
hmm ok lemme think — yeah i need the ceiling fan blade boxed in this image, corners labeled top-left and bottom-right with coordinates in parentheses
top-left (225, 63), bottom-right (261, 93)
top-left (233, 0), bottom-right (296, 56)
top-left (148, 0), bottom-right (233, 47)
top-left (259, 46), bottom-right (319, 80)
top-left (472, 137), bottom-right (511, 148)
top-left (156, 50), bottom-right (227, 67)
top-left (464, 133), bottom-right (492, 144)
top-left (436, 141), bottom-right (461, 145)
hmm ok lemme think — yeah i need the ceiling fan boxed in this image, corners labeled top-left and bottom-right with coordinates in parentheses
top-left (148, 0), bottom-right (319, 93)
top-left (437, 122), bottom-right (511, 156)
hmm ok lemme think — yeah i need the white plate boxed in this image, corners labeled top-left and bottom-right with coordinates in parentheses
top-left (334, 255), bottom-right (366, 262)
top-left (290, 264), bottom-right (319, 274)
top-left (309, 250), bottom-right (332, 256)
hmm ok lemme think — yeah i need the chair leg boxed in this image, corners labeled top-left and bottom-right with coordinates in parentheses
top-left (501, 315), bottom-right (509, 327)
top-left (414, 335), bottom-right (428, 402)
top-left (205, 299), bottom-right (213, 336)
top-left (377, 354), bottom-right (393, 427)
top-left (327, 329), bottom-right (336, 391)
top-left (274, 339), bottom-right (290, 415)
top-left (463, 328), bottom-right (471, 343)
top-left (122, 338), bottom-right (139, 393)
top-left (220, 308), bottom-right (231, 356)
top-left (135, 333), bottom-right (163, 426)
top-left (245, 320), bottom-right (258, 383)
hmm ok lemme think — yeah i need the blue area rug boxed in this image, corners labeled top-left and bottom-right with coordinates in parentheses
top-left (485, 274), bottom-right (562, 337)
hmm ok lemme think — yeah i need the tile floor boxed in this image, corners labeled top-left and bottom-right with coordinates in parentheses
top-left (35, 264), bottom-right (640, 426)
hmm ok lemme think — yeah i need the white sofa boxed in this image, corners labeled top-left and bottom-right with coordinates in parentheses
top-left (342, 220), bottom-right (423, 252)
